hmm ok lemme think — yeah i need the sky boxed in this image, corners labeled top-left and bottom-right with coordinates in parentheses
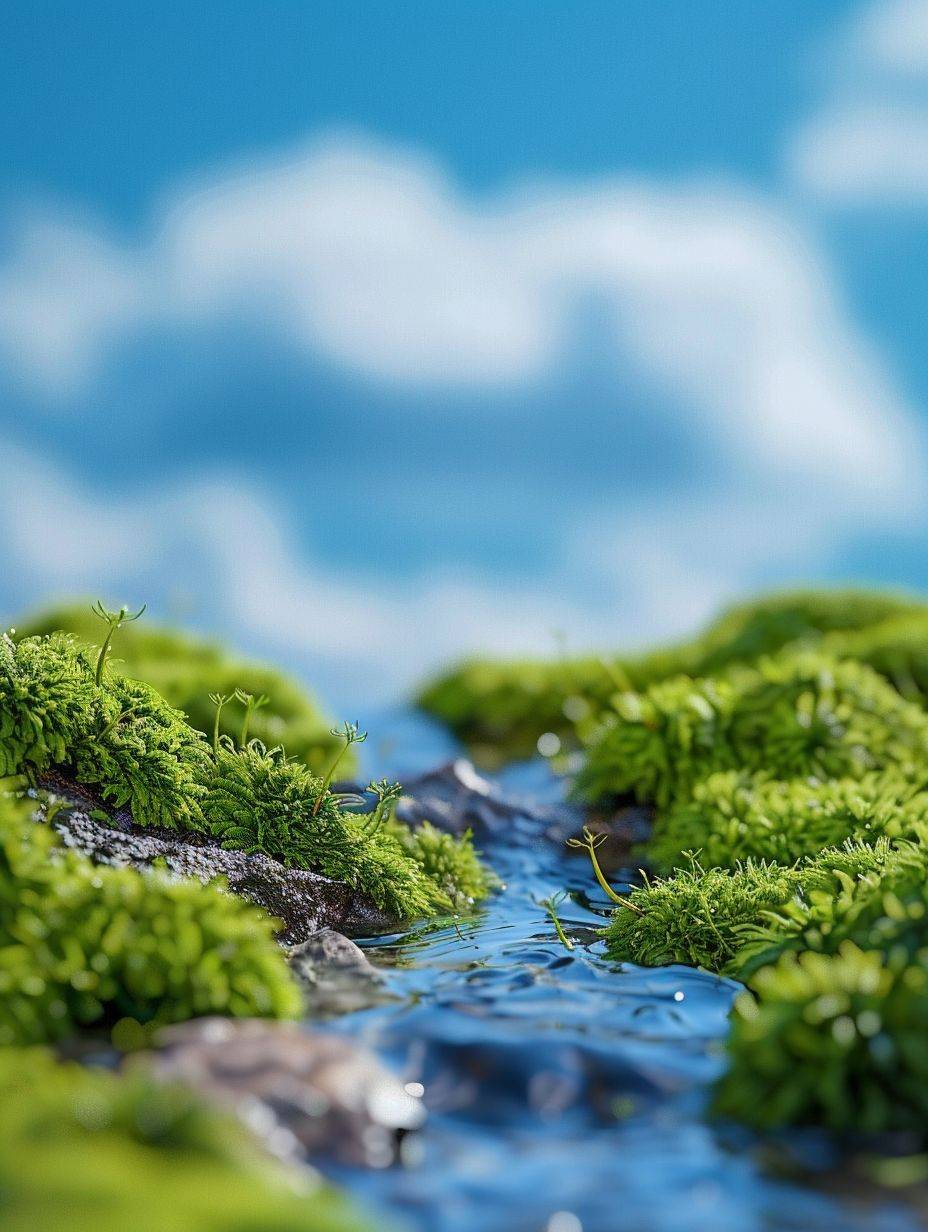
top-left (3, 0), bottom-right (928, 709)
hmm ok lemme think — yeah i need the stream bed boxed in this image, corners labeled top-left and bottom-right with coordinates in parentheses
top-left (319, 713), bottom-right (922, 1232)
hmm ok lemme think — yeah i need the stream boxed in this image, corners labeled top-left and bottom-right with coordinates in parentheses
top-left (318, 711), bottom-right (921, 1232)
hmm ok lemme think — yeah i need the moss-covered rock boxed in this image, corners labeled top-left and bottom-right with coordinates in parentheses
top-left (16, 602), bottom-right (349, 775)
top-left (0, 630), bottom-right (491, 925)
top-left (0, 1047), bottom-right (369, 1232)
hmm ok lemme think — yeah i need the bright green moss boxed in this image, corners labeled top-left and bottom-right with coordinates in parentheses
top-left (385, 819), bottom-right (494, 909)
top-left (824, 612), bottom-right (928, 706)
top-left (0, 630), bottom-right (491, 922)
top-left (0, 1047), bottom-right (368, 1232)
top-left (16, 602), bottom-right (349, 775)
top-left (0, 792), bottom-right (301, 1046)
top-left (713, 944), bottom-right (928, 1134)
top-left (603, 838), bottom-right (904, 974)
top-left (0, 633), bottom-right (210, 830)
top-left (733, 838), bottom-right (928, 978)
top-left (576, 654), bottom-right (928, 808)
top-left (203, 744), bottom-right (451, 919)
top-left (417, 588), bottom-right (924, 764)
top-left (649, 771), bottom-right (928, 873)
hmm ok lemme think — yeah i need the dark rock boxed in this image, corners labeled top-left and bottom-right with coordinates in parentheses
top-left (396, 757), bottom-right (652, 853)
top-left (288, 929), bottom-right (395, 1015)
top-left (147, 1017), bottom-right (425, 1167)
top-left (36, 772), bottom-right (394, 944)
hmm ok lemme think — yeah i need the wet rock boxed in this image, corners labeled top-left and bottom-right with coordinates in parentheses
top-left (397, 757), bottom-right (652, 852)
top-left (36, 771), bottom-right (394, 944)
top-left (147, 1017), bottom-right (425, 1167)
top-left (288, 929), bottom-right (395, 1015)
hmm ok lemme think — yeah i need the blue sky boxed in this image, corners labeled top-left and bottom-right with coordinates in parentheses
top-left (3, 1), bottom-right (928, 708)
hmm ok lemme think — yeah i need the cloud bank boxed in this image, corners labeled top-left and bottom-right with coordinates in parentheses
top-left (0, 122), bottom-right (924, 698)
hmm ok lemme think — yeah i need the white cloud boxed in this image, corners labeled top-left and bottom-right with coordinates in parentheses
top-left (0, 134), bottom-right (922, 517)
top-left (787, 1), bottom-right (928, 202)
top-left (852, 0), bottom-right (928, 75)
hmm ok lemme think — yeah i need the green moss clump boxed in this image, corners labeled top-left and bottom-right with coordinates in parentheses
top-left (603, 838), bottom-right (905, 974)
top-left (416, 588), bottom-right (923, 764)
top-left (203, 744), bottom-right (451, 919)
top-left (0, 633), bottom-right (210, 830)
top-left (385, 819), bottom-right (494, 908)
top-left (0, 1047), bottom-right (368, 1232)
top-left (576, 655), bottom-right (928, 808)
top-left (16, 602), bottom-right (349, 775)
top-left (0, 791), bottom-right (301, 1046)
top-left (713, 944), bottom-right (928, 1134)
top-left (0, 630), bottom-right (491, 923)
top-left (649, 771), bottom-right (928, 873)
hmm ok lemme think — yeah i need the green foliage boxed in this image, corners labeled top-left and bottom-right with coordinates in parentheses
top-left (203, 744), bottom-right (452, 919)
top-left (603, 857), bottom-right (804, 971)
top-left (416, 588), bottom-right (923, 764)
top-left (575, 654), bottom-right (928, 808)
top-left (0, 1047), bottom-right (368, 1232)
top-left (0, 627), bottom-right (491, 923)
top-left (649, 770), bottom-right (928, 872)
top-left (824, 611), bottom-right (928, 704)
top-left (603, 837), bottom-right (906, 974)
top-left (386, 819), bottom-right (494, 908)
top-left (0, 791), bottom-right (301, 1046)
top-left (0, 633), bottom-right (210, 830)
top-left (16, 602), bottom-right (350, 774)
top-left (713, 944), bottom-right (928, 1135)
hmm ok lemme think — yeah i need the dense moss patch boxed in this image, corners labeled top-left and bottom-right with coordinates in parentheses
top-left (575, 654), bottom-right (928, 809)
top-left (16, 602), bottom-right (350, 775)
top-left (0, 790), bottom-right (300, 1046)
top-left (0, 1047), bottom-right (368, 1232)
top-left (648, 771), bottom-right (928, 873)
top-left (0, 628), bottom-right (489, 924)
top-left (542, 588), bottom-right (928, 1138)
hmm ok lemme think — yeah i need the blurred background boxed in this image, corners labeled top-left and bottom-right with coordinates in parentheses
top-left (3, 0), bottom-right (928, 712)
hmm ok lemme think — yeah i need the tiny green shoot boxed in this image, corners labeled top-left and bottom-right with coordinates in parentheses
top-left (539, 891), bottom-right (575, 950)
top-left (312, 721), bottom-right (368, 815)
top-left (567, 825), bottom-right (638, 910)
top-left (90, 601), bottom-right (146, 685)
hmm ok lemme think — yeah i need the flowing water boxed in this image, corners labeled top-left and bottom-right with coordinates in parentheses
top-left (319, 712), bottom-right (921, 1232)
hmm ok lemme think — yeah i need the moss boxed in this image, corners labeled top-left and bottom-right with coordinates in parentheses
top-left (16, 602), bottom-right (349, 775)
top-left (203, 744), bottom-right (451, 919)
top-left (0, 631), bottom-right (491, 923)
top-left (0, 1047), bottom-right (368, 1232)
top-left (0, 791), bottom-right (301, 1046)
top-left (713, 944), bottom-right (928, 1134)
top-left (575, 654), bottom-right (928, 808)
top-left (385, 819), bottom-right (494, 909)
top-left (824, 612), bottom-right (928, 705)
top-left (0, 633), bottom-right (210, 830)
top-left (603, 838), bottom-right (904, 974)
top-left (416, 588), bottom-right (923, 764)
top-left (649, 771), bottom-right (928, 873)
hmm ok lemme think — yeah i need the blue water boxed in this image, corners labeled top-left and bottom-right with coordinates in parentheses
top-left (321, 711), bottom-right (920, 1232)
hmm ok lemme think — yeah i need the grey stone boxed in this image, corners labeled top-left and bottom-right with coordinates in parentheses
top-left (147, 1017), bottom-right (425, 1167)
top-left (288, 929), bottom-right (395, 1016)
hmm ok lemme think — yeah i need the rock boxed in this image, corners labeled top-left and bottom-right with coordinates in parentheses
top-left (37, 772), bottom-right (394, 944)
top-left (147, 1017), bottom-right (425, 1167)
top-left (396, 757), bottom-right (651, 851)
top-left (288, 929), bottom-right (395, 1016)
